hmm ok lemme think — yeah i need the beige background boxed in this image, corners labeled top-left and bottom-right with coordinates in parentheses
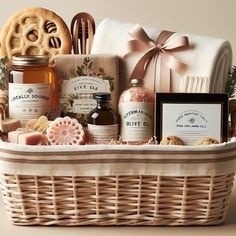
top-left (0, 0), bottom-right (235, 63)
top-left (0, 0), bottom-right (236, 235)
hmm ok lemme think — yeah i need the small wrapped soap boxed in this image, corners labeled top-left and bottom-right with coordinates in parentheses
top-left (46, 116), bottom-right (86, 145)
top-left (8, 130), bottom-right (45, 145)
top-left (0, 93), bottom-right (21, 132)
top-left (0, 118), bottom-right (21, 133)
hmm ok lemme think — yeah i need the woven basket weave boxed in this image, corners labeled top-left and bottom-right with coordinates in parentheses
top-left (0, 173), bottom-right (235, 226)
top-left (0, 140), bottom-right (236, 226)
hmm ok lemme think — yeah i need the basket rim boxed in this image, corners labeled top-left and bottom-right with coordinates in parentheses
top-left (0, 139), bottom-right (236, 177)
top-left (0, 138), bottom-right (236, 155)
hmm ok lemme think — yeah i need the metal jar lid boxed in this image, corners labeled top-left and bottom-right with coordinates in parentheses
top-left (95, 92), bottom-right (111, 101)
top-left (12, 55), bottom-right (49, 66)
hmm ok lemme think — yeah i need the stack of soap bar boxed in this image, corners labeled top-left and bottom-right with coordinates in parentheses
top-left (0, 92), bottom-right (21, 132)
top-left (8, 130), bottom-right (44, 145)
top-left (0, 118), bottom-right (21, 133)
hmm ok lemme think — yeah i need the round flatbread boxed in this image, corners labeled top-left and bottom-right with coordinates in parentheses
top-left (0, 7), bottom-right (72, 63)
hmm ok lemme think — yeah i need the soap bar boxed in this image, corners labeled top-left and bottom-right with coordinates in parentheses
top-left (0, 118), bottom-right (21, 132)
top-left (46, 116), bottom-right (86, 145)
top-left (0, 93), bottom-right (8, 120)
top-left (8, 130), bottom-right (44, 145)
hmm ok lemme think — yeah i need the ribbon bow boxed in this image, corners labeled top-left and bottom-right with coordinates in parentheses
top-left (127, 25), bottom-right (190, 92)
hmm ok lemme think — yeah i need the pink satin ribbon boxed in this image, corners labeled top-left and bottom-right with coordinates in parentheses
top-left (126, 25), bottom-right (190, 92)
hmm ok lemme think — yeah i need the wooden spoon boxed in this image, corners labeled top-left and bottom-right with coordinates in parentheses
top-left (71, 12), bottom-right (95, 54)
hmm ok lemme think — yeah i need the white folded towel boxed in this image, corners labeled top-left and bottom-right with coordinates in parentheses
top-left (91, 18), bottom-right (232, 94)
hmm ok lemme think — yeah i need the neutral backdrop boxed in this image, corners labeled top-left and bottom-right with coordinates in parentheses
top-left (0, 1), bottom-right (236, 235)
top-left (0, 0), bottom-right (235, 64)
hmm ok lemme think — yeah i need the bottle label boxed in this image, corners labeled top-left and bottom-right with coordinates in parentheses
top-left (72, 98), bottom-right (97, 114)
top-left (119, 102), bottom-right (154, 142)
top-left (9, 83), bottom-right (52, 124)
top-left (61, 76), bottom-right (111, 114)
top-left (88, 124), bottom-right (119, 144)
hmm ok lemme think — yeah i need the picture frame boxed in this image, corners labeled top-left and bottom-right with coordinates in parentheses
top-left (156, 93), bottom-right (229, 145)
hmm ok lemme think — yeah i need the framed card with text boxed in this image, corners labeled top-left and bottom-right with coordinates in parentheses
top-left (156, 93), bottom-right (229, 145)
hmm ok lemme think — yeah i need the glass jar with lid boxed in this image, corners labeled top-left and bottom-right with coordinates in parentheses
top-left (9, 55), bottom-right (56, 125)
top-left (119, 78), bottom-right (155, 143)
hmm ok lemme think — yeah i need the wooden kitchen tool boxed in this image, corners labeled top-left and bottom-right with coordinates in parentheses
top-left (71, 12), bottom-right (95, 54)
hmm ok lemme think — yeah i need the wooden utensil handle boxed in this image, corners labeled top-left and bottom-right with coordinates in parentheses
top-left (72, 20), bottom-right (79, 54)
top-left (88, 19), bottom-right (94, 54)
top-left (81, 18), bottom-right (86, 54)
top-left (70, 12), bottom-right (95, 55)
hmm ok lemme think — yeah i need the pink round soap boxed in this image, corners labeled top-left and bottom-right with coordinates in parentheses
top-left (46, 116), bottom-right (86, 145)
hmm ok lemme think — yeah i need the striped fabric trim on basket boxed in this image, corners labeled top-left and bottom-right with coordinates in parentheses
top-left (0, 149), bottom-right (235, 164)
top-left (0, 140), bottom-right (236, 177)
top-left (0, 144), bottom-right (236, 156)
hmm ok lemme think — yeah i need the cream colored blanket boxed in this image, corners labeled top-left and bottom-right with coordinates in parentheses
top-left (91, 18), bottom-right (232, 94)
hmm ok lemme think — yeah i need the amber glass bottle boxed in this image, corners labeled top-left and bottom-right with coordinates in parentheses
top-left (9, 55), bottom-right (56, 125)
top-left (87, 92), bottom-right (119, 144)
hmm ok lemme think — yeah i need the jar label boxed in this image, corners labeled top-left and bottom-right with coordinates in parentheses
top-left (9, 83), bottom-right (52, 124)
top-left (61, 76), bottom-right (110, 114)
top-left (88, 124), bottom-right (119, 144)
top-left (119, 102), bottom-right (154, 142)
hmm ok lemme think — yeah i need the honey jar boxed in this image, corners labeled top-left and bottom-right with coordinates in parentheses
top-left (9, 55), bottom-right (56, 125)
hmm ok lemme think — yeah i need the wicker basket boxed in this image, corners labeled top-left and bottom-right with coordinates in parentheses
top-left (0, 140), bottom-right (236, 226)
